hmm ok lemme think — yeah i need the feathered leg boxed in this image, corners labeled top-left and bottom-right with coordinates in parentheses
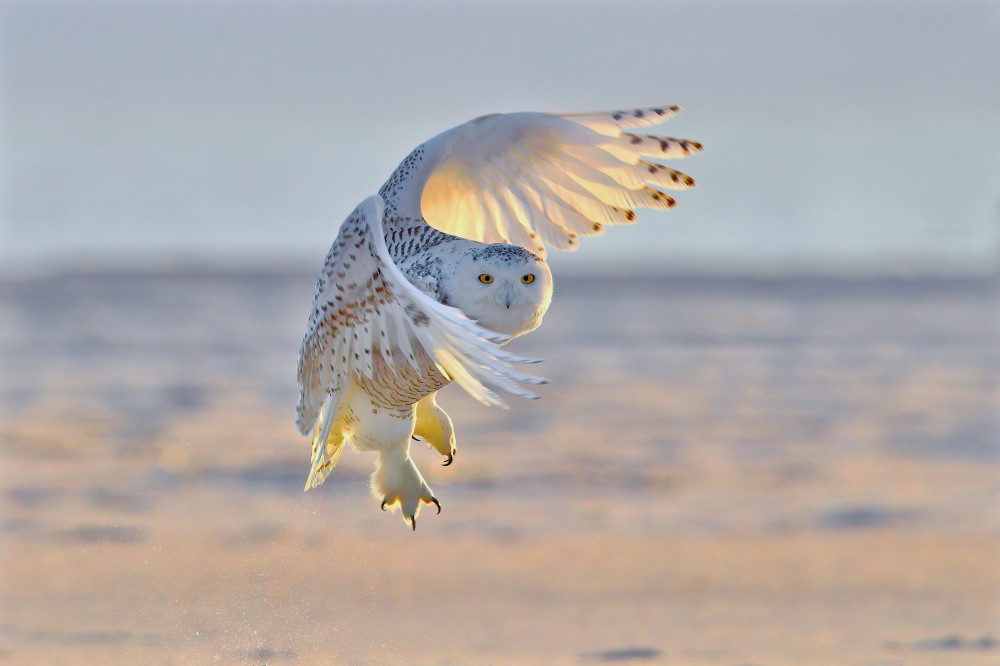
top-left (346, 390), bottom-right (440, 529)
top-left (413, 392), bottom-right (457, 466)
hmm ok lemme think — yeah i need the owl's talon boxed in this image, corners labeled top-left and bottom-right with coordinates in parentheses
top-left (442, 453), bottom-right (454, 466)
top-left (373, 454), bottom-right (439, 529)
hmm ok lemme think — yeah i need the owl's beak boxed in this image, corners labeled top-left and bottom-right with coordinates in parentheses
top-left (497, 284), bottom-right (516, 309)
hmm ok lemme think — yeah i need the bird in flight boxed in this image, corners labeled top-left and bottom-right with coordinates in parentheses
top-left (296, 106), bottom-right (701, 529)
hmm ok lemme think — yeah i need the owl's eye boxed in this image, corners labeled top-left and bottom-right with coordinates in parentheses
top-left (521, 274), bottom-right (535, 284)
top-left (478, 274), bottom-right (494, 284)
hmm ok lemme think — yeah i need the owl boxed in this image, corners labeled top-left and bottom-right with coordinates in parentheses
top-left (296, 106), bottom-right (701, 529)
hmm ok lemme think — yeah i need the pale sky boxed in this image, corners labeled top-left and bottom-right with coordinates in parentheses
top-left (2, 0), bottom-right (998, 275)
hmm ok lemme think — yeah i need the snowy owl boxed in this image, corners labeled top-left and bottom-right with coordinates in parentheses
top-left (296, 105), bottom-right (701, 528)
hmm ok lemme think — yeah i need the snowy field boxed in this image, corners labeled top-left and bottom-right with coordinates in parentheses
top-left (1, 271), bottom-right (996, 664)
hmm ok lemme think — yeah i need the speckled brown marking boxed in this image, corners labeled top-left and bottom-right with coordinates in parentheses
top-left (625, 210), bottom-right (636, 222)
top-left (354, 348), bottom-right (449, 412)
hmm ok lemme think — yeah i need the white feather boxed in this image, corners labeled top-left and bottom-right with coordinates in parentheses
top-left (408, 107), bottom-right (698, 255)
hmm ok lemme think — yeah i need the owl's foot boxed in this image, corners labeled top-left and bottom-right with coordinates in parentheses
top-left (373, 452), bottom-right (441, 530)
top-left (412, 438), bottom-right (454, 466)
top-left (413, 435), bottom-right (455, 466)
top-left (413, 393), bottom-right (457, 467)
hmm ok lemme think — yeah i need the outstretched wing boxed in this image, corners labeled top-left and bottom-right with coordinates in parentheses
top-left (408, 105), bottom-right (701, 257)
top-left (296, 195), bottom-right (546, 438)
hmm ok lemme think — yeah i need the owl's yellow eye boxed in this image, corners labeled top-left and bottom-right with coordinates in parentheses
top-left (521, 274), bottom-right (535, 284)
top-left (478, 274), bottom-right (494, 284)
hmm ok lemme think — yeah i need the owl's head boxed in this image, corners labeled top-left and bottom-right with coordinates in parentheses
top-left (443, 244), bottom-right (553, 339)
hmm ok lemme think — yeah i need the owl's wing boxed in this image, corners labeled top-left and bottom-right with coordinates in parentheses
top-left (406, 105), bottom-right (701, 257)
top-left (296, 195), bottom-right (546, 438)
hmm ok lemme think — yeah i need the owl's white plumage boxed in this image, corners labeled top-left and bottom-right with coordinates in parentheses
top-left (297, 105), bottom-right (701, 528)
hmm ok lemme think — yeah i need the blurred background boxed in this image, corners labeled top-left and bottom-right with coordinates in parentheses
top-left (1, 0), bottom-right (998, 664)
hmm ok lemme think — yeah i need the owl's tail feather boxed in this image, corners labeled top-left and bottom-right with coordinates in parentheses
top-left (304, 392), bottom-right (347, 490)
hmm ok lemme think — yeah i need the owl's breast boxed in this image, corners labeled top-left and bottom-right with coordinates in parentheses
top-left (353, 346), bottom-right (449, 413)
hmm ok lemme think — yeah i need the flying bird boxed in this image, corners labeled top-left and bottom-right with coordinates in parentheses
top-left (296, 106), bottom-right (701, 529)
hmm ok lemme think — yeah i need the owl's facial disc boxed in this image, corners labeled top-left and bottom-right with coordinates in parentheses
top-left (446, 245), bottom-right (553, 339)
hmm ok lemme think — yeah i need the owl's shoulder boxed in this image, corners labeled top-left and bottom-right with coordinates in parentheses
top-left (383, 221), bottom-right (457, 302)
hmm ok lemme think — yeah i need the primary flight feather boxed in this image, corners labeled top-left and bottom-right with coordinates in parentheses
top-left (297, 106), bottom-right (701, 529)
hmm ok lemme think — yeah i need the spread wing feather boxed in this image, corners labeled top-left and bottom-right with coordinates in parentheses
top-left (412, 106), bottom-right (701, 257)
top-left (556, 105), bottom-right (685, 135)
top-left (295, 195), bottom-right (546, 439)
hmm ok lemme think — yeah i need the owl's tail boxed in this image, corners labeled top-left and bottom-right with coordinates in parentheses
top-left (304, 392), bottom-right (347, 490)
